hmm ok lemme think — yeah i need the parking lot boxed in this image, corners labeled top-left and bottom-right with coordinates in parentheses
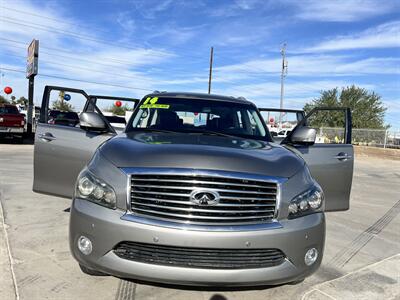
top-left (0, 144), bottom-right (399, 300)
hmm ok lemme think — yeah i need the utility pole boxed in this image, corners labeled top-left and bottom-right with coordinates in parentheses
top-left (26, 39), bottom-right (39, 138)
top-left (279, 43), bottom-right (288, 129)
top-left (208, 46), bottom-right (214, 94)
top-left (27, 77), bottom-right (34, 134)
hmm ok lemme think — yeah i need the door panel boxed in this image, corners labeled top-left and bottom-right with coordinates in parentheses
top-left (284, 107), bottom-right (353, 211)
top-left (286, 144), bottom-right (353, 211)
top-left (33, 124), bottom-right (114, 198)
top-left (33, 86), bottom-right (116, 199)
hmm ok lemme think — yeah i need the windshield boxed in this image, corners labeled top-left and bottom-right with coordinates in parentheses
top-left (0, 106), bottom-right (19, 114)
top-left (127, 97), bottom-right (269, 140)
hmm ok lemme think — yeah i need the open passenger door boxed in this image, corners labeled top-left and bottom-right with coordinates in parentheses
top-left (282, 108), bottom-right (353, 211)
top-left (33, 86), bottom-right (139, 199)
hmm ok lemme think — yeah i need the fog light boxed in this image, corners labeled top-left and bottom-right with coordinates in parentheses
top-left (77, 236), bottom-right (92, 255)
top-left (305, 248), bottom-right (318, 266)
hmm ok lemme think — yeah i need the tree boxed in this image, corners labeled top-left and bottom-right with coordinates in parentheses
top-left (15, 96), bottom-right (28, 106)
top-left (52, 91), bottom-right (74, 111)
top-left (0, 95), bottom-right (8, 104)
top-left (105, 104), bottom-right (131, 116)
top-left (52, 100), bottom-right (74, 111)
top-left (304, 85), bottom-right (387, 129)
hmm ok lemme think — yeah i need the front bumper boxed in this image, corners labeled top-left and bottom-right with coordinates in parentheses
top-left (70, 199), bottom-right (325, 286)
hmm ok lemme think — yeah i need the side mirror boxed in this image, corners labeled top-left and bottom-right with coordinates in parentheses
top-left (290, 126), bottom-right (316, 145)
top-left (79, 112), bottom-right (108, 132)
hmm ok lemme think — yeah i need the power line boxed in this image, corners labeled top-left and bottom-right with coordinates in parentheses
top-left (0, 39), bottom-right (206, 76)
top-left (1, 42), bottom-right (130, 68)
top-left (1, 6), bottom-right (110, 33)
top-left (0, 67), bottom-right (154, 92)
top-left (3, 52), bottom-right (160, 82)
top-left (0, 37), bottom-right (158, 66)
top-left (0, 17), bottom-right (206, 61)
top-left (0, 42), bottom-right (203, 77)
top-left (0, 36), bottom-right (206, 68)
top-left (2, 16), bottom-right (133, 49)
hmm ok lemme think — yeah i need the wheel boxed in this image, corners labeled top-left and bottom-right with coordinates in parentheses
top-left (79, 263), bottom-right (107, 276)
top-left (288, 278), bottom-right (305, 285)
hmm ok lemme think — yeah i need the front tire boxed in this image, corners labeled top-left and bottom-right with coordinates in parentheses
top-left (79, 263), bottom-right (107, 276)
top-left (288, 278), bottom-right (305, 285)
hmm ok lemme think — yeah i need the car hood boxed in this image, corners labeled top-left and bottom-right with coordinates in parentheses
top-left (99, 132), bottom-right (304, 178)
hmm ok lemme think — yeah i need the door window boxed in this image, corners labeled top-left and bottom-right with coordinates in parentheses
top-left (47, 90), bottom-right (86, 127)
top-left (306, 110), bottom-right (347, 144)
top-left (91, 98), bottom-right (136, 131)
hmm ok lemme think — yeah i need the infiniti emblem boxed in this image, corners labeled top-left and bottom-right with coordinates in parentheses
top-left (190, 190), bottom-right (220, 206)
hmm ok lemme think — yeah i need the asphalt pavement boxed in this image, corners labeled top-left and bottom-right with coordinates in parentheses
top-left (0, 145), bottom-right (399, 300)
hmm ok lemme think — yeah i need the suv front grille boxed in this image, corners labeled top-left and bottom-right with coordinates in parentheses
top-left (114, 242), bottom-right (285, 269)
top-left (129, 172), bottom-right (278, 225)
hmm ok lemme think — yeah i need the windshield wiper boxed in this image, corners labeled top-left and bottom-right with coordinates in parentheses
top-left (131, 128), bottom-right (248, 139)
top-left (186, 130), bottom-right (240, 139)
top-left (130, 128), bottom-right (181, 134)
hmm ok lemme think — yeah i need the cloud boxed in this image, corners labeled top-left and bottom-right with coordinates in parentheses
top-left (131, 0), bottom-right (198, 19)
top-left (291, 0), bottom-right (398, 22)
top-left (145, 23), bottom-right (200, 45)
top-left (209, 0), bottom-right (263, 17)
top-left (211, 80), bottom-right (377, 111)
top-left (214, 55), bottom-right (400, 80)
top-left (0, 0), bottom-right (189, 111)
top-left (209, 0), bottom-right (398, 22)
top-left (384, 100), bottom-right (400, 114)
top-left (304, 21), bottom-right (400, 52)
top-left (219, 80), bottom-right (374, 98)
top-left (116, 12), bottom-right (136, 32)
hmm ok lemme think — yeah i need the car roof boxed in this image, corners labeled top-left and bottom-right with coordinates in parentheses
top-left (0, 104), bottom-right (17, 107)
top-left (143, 92), bottom-right (254, 105)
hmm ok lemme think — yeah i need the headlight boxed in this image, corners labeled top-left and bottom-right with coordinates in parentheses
top-left (76, 170), bottom-right (116, 209)
top-left (288, 186), bottom-right (324, 219)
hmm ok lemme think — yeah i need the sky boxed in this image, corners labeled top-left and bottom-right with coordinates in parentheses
top-left (0, 0), bottom-right (399, 128)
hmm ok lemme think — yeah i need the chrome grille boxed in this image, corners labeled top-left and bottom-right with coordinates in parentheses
top-left (129, 172), bottom-right (279, 225)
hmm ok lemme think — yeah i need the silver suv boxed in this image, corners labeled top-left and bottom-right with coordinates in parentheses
top-left (33, 86), bottom-right (353, 286)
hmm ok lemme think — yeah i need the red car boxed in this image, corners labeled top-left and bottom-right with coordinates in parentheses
top-left (0, 104), bottom-right (25, 142)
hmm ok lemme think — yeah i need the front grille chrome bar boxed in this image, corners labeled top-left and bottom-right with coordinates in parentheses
top-left (122, 168), bottom-right (286, 227)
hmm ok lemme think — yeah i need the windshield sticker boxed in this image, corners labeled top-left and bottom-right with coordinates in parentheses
top-left (140, 97), bottom-right (170, 109)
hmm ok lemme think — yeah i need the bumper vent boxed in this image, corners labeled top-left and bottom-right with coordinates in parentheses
top-left (129, 173), bottom-right (278, 225)
top-left (114, 242), bottom-right (285, 269)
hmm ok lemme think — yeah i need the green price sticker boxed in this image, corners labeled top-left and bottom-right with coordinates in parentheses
top-left (140, 97), bottom-right (170, 109)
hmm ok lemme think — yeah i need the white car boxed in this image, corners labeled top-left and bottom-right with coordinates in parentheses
top-left (277, 129), bottom-right (292, 137)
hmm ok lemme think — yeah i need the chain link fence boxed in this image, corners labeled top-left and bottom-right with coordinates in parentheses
top-left (316, 128), bottom-right (400, 149)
